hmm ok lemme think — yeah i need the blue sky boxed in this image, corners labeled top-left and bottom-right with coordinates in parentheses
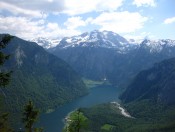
top-left (0, 0), bottom-right (175, 40)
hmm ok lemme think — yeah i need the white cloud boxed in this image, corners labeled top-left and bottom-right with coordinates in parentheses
top-left (64, 17), bottom-right (87, 29)
top-left (0, 16), bottom-right (44, 38)
top-left (0, 16), bottom-right (80, 39)
top-left (0, 1), bottom-right (43, 18)
top-left (64, 0), bottom-right (123, 15)
top-left (91, 11), bottom-right (148, 33)
top-left (0, 0), bottom-right (124, 16)
top-left (1, 0), bottom-right (64, 12)
top-left (164, 17), bottom-right (175, 24)
top-left (124, 32), bottom-right (155, 40)
top-left (0, 0), bottom-right (64, 18)
top-left (133, 0), bottom-right (156, 7)
top-left (42, 22), bottom-right (81, 38)
top-left (86, 17), bottom-right (93, 23)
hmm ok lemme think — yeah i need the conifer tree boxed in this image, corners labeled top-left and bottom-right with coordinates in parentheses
top-left (0, 113), bottom-right (13, 132)
top-left (0, 35), bottom-right (13, 132)
top-left (22, 101), bottom-right (39, 132)
top-left (0, 35), bottom-right (13, 87)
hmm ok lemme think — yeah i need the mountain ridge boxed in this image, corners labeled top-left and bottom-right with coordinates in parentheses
top-left (32, 30), bottom-right (175, 53)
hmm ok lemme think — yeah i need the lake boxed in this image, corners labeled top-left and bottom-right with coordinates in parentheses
top-left (37, 84), bottom-right (121, 132)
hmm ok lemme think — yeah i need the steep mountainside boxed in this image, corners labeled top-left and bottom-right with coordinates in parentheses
top-left (48, 30), bottom-right (175, 87)
top-left (0, 35), bottom-right (87, 112)
top-left (120, 57), bottom-right (175, 105)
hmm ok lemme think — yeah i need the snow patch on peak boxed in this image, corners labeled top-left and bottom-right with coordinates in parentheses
top-left (31, 37), bottom-right (60, 49)
top-left (65, 38), bottom-right (72, 43)
top-left (57, 30), bottom-right (131, 51)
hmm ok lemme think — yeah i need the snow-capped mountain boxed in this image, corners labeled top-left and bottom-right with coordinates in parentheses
top-left (31, 37), bottom-right (60, 49)
top-left (55, 30), bottom-right (136, 53)
top-left (31, 30), bottom-right (175, 54)
top-left (140, 39), bottom-right (175, 53)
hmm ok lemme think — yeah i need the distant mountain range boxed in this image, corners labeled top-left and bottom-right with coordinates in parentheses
top-left (0, 34), bottom-right (87, 113)
top-left (32, 30), bottom-right (175, 87)
top-left (32, 30), bottom-right (175, 53)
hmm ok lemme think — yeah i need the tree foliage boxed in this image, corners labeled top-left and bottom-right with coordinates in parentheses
top-left (0, 113), bottom-right (13, 132)
top-left (0, 35), bottom-right (13, 131)
top-left (22, 101), bottom-right (40, 132)
top-left (0, 35), bottom-right (13, 87)
top-left (64, 108), bottom-right (88, 132)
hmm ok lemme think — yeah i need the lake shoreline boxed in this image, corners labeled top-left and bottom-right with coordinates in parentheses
top-left (38, 84), bottom-right (121, 132)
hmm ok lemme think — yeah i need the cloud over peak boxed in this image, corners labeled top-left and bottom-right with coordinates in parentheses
top-left (92, 11), bottom-right (148, 33)
top-left (64, 17), bottom-right (87, 30)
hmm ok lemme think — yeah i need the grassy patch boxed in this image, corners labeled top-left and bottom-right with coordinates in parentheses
top-left (101, 124), bottom-right (115, 131)
top-left (83, 78), bottom-right (110, 88)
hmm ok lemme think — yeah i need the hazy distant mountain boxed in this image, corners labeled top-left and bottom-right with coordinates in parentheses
top-left (120, 57), bottom-right (175, 105)
top-left (1, 34), bottom-right (87, 113)
top-left (48, 30), bottom-right (175, 87)
top-left (31, 37), bottom-right (60, 49)
top-left (139, 39), bottom-right (175, 53)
